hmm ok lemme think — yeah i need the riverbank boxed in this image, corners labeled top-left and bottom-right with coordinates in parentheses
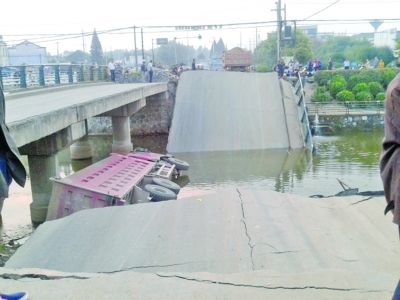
top-left (2, 189), bottom-right (397, 299)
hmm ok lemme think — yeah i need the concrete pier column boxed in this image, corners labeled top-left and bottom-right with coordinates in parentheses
top-left (111, 116), bottom-right (133, 154)
top-left (28, 155), bottom-right (57, 224)
top-left (70, 136), bottom-right (92, 160)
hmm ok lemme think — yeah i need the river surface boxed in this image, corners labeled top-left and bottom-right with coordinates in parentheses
top-left (0, 128), bottom-right (384, 260)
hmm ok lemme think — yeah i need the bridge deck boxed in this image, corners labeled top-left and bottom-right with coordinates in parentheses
top-left (4, 82), bottom-right (167, 147)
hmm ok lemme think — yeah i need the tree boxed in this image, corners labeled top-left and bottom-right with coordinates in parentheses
top-left (312, 35), bottom-right (395, 67)
top-left (63, 50), bottom-right (90, 63)
top-left (253, 29), bottom-right (313, 70)
top-left (90, 30), bottom-right (104, 64)
top-left (155, 41), bottom-right (196, 66)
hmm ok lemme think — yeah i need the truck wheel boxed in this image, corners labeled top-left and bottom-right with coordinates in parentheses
top-left (163, 157), bottom-right (190, 171)
top-left (144, 184), bottom-right (177, 202)
top-left (152, 177), bottom-right (181, 194)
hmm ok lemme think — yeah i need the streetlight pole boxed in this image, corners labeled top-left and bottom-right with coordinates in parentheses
top-left (174, 35), bottom-right (202, 66)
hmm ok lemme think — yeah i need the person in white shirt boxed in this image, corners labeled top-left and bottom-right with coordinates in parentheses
top-left (147, 60), bottom-right (153, 83)
top-left (108, 59), bottom-right (116, 82)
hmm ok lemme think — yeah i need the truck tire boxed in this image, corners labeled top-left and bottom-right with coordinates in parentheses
top-left (152, 177), bottom-right (181, 194)
top-left (144, 184), bottom-right (177, 202)
top-left (163, 157), bottom-right (190, 171)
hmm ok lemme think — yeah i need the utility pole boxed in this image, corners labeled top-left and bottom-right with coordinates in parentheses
top-left (56, 42), bottom-right (60, 63)
top-left (81, 29), bottom-right (86, 53)
top-left (134, 26), bottom-right (138, 71)
top-left (272, 1), bottom-right (286, 63)
top-left (276, 0), bottom-right (282, 63)
top-left (141, 28), bottom-right (145, 60)
top-left (255, 27), bottom-right (258, 48)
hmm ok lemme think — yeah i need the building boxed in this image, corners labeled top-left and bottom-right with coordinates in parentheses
top-left (299, 25), bottom-right (318, 39)
top-left (209, 38), bottom-right (225, 71)
top-left (8, 40), bottom-right (47, 65)
top-left (0, 35), bottom-right (9, 66)
top-left (374, 28), bottom-right (400, 50)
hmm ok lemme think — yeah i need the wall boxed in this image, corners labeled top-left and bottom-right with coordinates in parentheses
top-left (309, 114), bottom-right (384, 134)
top-left (88, 79), bottom-right (177, 136)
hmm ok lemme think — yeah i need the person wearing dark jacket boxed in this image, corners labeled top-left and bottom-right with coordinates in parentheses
top-left (0, 85), bottom-right (27, 214)
top-left (380, 73), bottom-right (400, 299)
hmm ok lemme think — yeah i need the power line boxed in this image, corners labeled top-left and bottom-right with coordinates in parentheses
top-left (303, 0), bottom-right (341, 20)
top-left (2, 17), bottom-right (400, 46)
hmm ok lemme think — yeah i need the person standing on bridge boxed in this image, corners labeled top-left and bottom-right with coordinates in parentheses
top-left (0, 86), bottom-right (27, 217)
top-left (108, 59), bottom-right (116, 82)
top-left (147, 60), bottom-right (154, 83)
top-left (380, 72), bottom-right (400, 299)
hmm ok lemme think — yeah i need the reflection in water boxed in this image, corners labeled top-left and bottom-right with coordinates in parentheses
top-left (175, 149), bottom-right (312, 193)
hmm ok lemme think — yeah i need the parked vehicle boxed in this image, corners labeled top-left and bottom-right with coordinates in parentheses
top-left (222, 47), bottom-right (252, 72)
top-left (46, 149), bottom-right (190, 220)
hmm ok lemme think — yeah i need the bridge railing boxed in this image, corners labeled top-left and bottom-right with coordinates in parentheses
top-left (294, 75), bottom-right (313, 149)
top-left (0, 64), bottom-right (109, 91)
top-left (307, 101), bottom-right (384, 116)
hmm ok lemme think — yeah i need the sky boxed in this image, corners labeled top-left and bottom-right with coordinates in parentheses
top-left (1, 0), bottom-right (400, 55)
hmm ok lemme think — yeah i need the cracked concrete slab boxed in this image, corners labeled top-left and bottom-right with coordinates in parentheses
top-left (7, 189), bottom-right (254, 273)
top-left (4, 188), bottom-right (400, 298)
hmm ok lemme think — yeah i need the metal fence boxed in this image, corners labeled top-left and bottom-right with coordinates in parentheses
top-left (307, 101), bottom-right (384, 116)
top-left (0, 64), bottom-right (109, 91)
top-left (294, 75), bottom-right (313, 149)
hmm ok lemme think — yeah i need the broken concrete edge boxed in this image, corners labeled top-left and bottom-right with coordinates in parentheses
top-left (0, 267), bottom-right (395, 300)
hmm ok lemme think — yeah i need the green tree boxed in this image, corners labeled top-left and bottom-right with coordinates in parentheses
top-left (254, 29), bottom-right (313, 70)
top-left (155, 41), bottom-right (196, 66)
top-left (312, 35), bottom-right (395, 66)
top-left (63, 50), bottom-right (90, 63)
top-left (90, 30), bottom-right (104, 64)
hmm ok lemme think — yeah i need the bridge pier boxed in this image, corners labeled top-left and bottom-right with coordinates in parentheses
top-left (99, 99), bottom-right (146, 154)
top-left (70, 136), bottom-right (92, 160)
top-left (19, 122), bottom-right (87, 224)
top-left (27, 155), bottom-right (58, 224)
top-left (111, 116), bottom-right (133, 154)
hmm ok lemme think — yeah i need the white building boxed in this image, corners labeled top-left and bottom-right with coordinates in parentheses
top-left (8, 40), bottom-right (47, 65)
top-left (0, 35), bottom-right (9, 66)
top-left (374, 28), bottom-right (399, 49)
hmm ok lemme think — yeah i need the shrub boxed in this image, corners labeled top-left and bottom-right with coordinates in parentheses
top-left (256, 64), bottom-right (269, 73)
top-left (368, 81), bottom-right (384, 97)
top-left (358, 69), bottom-right (382, 84)
top-left (375, 92), bottom-right (386, 101)
top-left (314, 71), bottom-right (332, 86)
top-left (336, 90), bottom-right (355, 102)
top-left (329, 81), bottom-right (346, 98)
top-left (355, 91), bottom-right (373, 101)
top-left (352, 82), bottom-right (370, 94)
top-left (331, 75), bottom-right (346, 85)
top-left (347, 74), bottom-right (361, 90)
top-left (382, 68), bottom-right (397, 87)
top-left (329, 75), bottom-right (346, 97)
top-left (312, 90), bottom-right (333, 102)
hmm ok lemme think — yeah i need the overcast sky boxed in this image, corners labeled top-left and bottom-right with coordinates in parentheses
top-left (1, 0), bottom-right (400, 54)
